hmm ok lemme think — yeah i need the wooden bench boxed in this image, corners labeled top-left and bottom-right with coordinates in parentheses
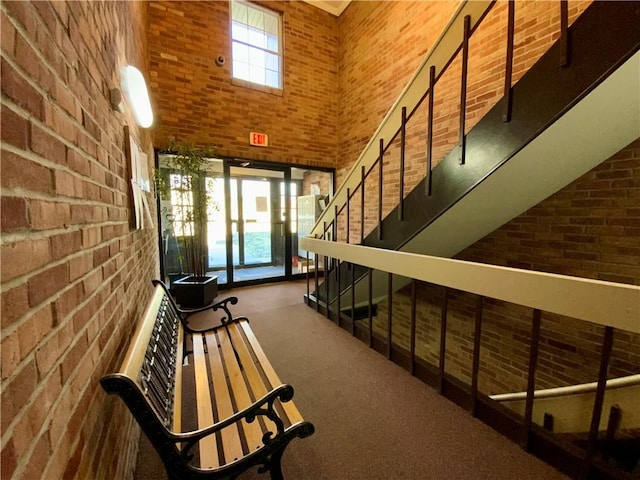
top-left (100, 280), bottom-right (314, 480)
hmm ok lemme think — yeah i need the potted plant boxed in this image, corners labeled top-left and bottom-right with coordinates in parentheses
top-left (156, 138), bottom-right (219, 307)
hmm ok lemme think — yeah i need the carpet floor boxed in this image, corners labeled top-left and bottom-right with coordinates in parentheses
top-left (133, 280), bottom-right (567, 480)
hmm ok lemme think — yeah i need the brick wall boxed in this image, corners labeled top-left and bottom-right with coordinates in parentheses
top-left (148, 0), bottom-right (339, 168)
top-left (1, 1), bottom-right (157, 478)
top-left (338, 0), bottom-right (591, 242)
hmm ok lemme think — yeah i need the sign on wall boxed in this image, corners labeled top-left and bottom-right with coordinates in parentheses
top-left (250, 132), bottom-right (269, 147)
top-left (124, 125), bottom-right (153, 229)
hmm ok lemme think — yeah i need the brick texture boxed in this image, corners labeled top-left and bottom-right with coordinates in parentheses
top-left (1, 1), bottom-right (157, 479)
top-left (338, 0), bottom-right (592, 242)
top-left (2, 1), bottom-right (638, 477)
top-left (148, 0), bottom-right (339, 167)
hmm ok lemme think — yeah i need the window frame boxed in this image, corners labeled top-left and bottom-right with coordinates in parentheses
top-left (230, 0), bottom-right (284, 91)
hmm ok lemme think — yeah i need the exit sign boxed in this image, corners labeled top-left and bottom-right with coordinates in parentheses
top-left (250, 132), bottom-right (269, 147)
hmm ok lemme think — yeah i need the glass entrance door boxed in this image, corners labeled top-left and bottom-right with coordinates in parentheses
top-left (228, 166), bottom-right (286, 283)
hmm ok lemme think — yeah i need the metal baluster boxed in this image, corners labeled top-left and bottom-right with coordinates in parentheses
top-left (459, 15), bottom-right (471, 165)
top-left (387, 273), bottom-right (393, 360)
top-left (438, 287), bottom-right (448, 394)
top-left (336, 260), bottom-right (341, 327)
top-left (322, 222), bottom-right (327, 314)
top-left (426, 65), bottom-right (435, 196)
top-left (314, 253), bottom-right (319, 312)
top-left (560, 0), bottom-right (569, 67)
top-left (351, 262), bottom-right (356, 336)
top-left (522, 309), bottom-right (542, 451)
top-left (410, 279), bottom-right (417, 376)
top-left (399, 106), bottom-right (407, 221)
top-left (346, 188), bottom-right (351, 244)
top-left (306, 250), bottom-right (310, 304)
top-left (333, 205), bottom-right (338, 244)
top-left (602, 406), bottom-right (622, 462)
top-left (360, 166), bottom-right (365, 244)
top-left (378, 138), bottom-right (384, 240)
top-left (368, 268), bottom-right (373, 348)
top-left (503, 0), bottom-right (515, 122)
top-left (324, 254), bottom-right (329, 318)
top-left (581, 326), bottom-right (614, 479)
top-left (471, 295), bottom-right (483, 417)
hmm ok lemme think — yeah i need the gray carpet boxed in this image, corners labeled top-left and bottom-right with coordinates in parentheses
top-left (134, 280), bottom-right (567, 480)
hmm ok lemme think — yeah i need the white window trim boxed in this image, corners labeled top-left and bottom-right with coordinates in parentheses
top-left (230, 0), bottom-right (284, 91)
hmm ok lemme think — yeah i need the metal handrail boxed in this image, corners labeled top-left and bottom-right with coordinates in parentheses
top-left (491, 374), bottom-right (640, 402)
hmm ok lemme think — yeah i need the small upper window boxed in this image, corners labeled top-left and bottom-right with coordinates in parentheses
top-left (231, 1), bottom-right (282, 89)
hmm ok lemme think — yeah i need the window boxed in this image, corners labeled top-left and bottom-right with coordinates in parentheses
top-left (231, 1), bottom-right (282, 89)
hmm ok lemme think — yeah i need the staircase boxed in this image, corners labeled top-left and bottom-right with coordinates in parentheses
top-left (309, 1), bottom-right (640, 313)
top-left (300, 2), bottom-right (640, 479)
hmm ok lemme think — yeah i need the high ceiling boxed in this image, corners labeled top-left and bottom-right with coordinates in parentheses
top-left (301, 0), bottom-right (351, 16)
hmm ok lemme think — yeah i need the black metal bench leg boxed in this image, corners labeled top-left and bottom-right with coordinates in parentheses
top-left (267, 449), bottom-right (285, 480)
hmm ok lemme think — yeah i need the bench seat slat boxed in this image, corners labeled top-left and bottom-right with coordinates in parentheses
top-left (216, 326), bottom-right (265, 453)
top-left (238, 320), bottom-right (304, 425)
top-left (203, 332), bottom-right (244, 463)
top-left (227, 322), bottom-right (270, 399)
top-left (192, 334), bottom-right (220, 468)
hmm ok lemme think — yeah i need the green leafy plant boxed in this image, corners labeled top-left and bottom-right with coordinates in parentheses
top-left (156, 138), bottom-right (218, 278)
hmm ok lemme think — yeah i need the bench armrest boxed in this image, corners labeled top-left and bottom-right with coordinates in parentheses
top-left (179, 296), bottom-right (248, 330)
top-left (152, 279), bottom-right (248, 333)
top-left (172, 384), bottom-right (295, 454)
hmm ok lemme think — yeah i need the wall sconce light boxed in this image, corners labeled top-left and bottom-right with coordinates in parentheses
top-left (120, 65), bottom-right (154, 128)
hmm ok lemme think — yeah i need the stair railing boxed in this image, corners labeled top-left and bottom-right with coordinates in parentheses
top-left (311, 0), bottom-right (585, 246)
top-left (310, 0), bottom-right (494, 240)
top-left (301, 235), bottom-right (640, 479)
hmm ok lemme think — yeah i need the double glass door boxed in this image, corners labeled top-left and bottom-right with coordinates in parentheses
top-left (225, 166), bottom-right (289, 283)
top-left (158, 155), bottom-right (332, 288)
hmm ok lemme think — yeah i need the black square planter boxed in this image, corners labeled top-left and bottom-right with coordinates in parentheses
top-left (174, 275), bottom-right (218, 308)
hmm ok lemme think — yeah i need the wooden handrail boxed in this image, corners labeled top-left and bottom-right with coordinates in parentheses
top-left (300, 237), bottom-right (640, 334)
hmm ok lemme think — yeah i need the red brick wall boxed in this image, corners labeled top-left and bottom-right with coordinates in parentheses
top-left (338, 0), bottom-right (592, 242)
top-left (1, 1), bottom-right (156, 478)
top-left (148, 0), bottom-right (338, 168)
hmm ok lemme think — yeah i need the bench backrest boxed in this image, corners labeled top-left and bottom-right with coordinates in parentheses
top-left (101, 285), bottom-right (184, 432)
